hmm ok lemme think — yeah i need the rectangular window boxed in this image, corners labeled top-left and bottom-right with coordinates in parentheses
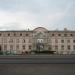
top-left (58, 34), bottom-right (61, 36)
top-left (73, 40), bottom-right (75, 43)
top-left (10, 45), bottom-right (13, 50)
top-left (22, 39), bottom-right (25, 43)
top-left (64, 34), bottom-right (67, 37)
top-left (4, 38), bottom-right (7, 43)
top-left (22, 45), bottom-right (25, 50)
top-left (55, 45), bottom-right (58, 50)
top-left (61, 45), bottom-right (64, 50)
top-left (61, 40), bottom-right (64, 43)
top-left (52, 34), bottom-right (54, 36)
top-left (67, 45), bottom-right (70, 50)
top-left (9, 39), bottom-right (13, 43)
top-left (49, 45), bottom-right (52, 50)
top-left (70, 34), bottom-right (73, 37)
top-left (0, 33), bottom-right (2, 36)
top-left (16, 45), bottom-right (19, 50)
top-left (4, 45), bottom-right (7, 50)
top-left (8, 33), bottom-right (10, 36)
top-left (55, 39), bottom-right (58, 43)
top-left (73, 45), bottom-right (75, 50)
top-left (16, 39), bottom-right (19, 43)
top-left (29, 45), bottom-right (31, 49)
top-left (67, 40), bottom-right (70, 43)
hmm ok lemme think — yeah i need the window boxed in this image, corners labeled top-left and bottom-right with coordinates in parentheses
top-left (49, 45), bottom-right (52, 50)
top-left (4, 38), bottom-right (7, 43)
top-left (10, 45), bottom-right (13, 50)
top-left (67, 40), bottom-right (70, 43)
top-left (73, 40), bottom-right (75, 43)
top-left (29, 39), bottom-right (31, 43)
top-left (16, 45), bottom-right (19, 50)
top-left (73, 45), bottom-right (75, 50)
top-left (9, 39), bottom-right (13, 43)
top-left (14, 33), bottom-right (16, 36)
top-left (55, 39), bottom-right (58, 43)
top-left (58, 34), bottom-right (61, 36)
top-left (8, 33), bottom-right (10, 36)
top-left (61, 45), bottom-right (64, 50)
top-left (52, 34), bottom-right (54, 36)
top-left (22, 39), bottom-right (25, 43)
top-left (16, 39), bottom-right (19, 43)
top-left (55, 45), bottom-right (58, 50)
top-left (67, 45), bottom-right (70, 50)
top-left (4, 45), bottom-right (7, 50)
top-left (61, 40), bottom-right (64, 43)
top-left (20, 33), bottom-right (22, 36)
top-left (64, 34), bottom-right (67, 37)
top-left (26, 33), bottom-right (29, 36)
top-left (29, 45), bottom-right (31, 49)
top-left (70, 34), bottom-right (73, 37)
top-left (0, 33), bottom-right (2, 36)
top-left (22, 45), bottom-right (25, 50)
top-left (37, 39), bottom-right (44, 43)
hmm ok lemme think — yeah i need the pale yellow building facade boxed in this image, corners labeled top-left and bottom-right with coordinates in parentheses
top-left (0, 27), bottom-right (75, 55)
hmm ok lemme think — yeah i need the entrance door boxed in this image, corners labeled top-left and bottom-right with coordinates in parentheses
top-left (37, 43), bottom-right (44, 51)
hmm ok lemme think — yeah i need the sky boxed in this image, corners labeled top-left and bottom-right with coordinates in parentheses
top-left (0, 0), bottom-right (75, 30)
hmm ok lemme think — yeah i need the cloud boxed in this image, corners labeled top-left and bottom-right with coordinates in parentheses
top-left (0, 0), bottom-right (75, 30)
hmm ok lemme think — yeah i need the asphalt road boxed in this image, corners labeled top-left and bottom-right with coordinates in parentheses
top-left (0, 55), bottom-right (75, 75)
top-left (0, 64), bottom-right (75, 75)
top-left (0, 55), bottom-right (75, 64)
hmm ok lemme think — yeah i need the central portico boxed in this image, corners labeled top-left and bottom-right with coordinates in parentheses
top-left (32, 27), bottom-right (51, 53)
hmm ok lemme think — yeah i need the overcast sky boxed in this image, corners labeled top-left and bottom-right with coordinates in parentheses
top-left (0, 0), bottom-right (75, 30)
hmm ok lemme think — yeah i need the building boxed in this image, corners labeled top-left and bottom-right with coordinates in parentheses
top-left (0, 27), bottom-right (75, 55)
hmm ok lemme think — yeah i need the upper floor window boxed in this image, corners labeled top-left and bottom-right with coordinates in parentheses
top-left (61, 45), bottom-right (64, 50)
top-left (8, 33), bottom-right (10, 36)
top-left (10, 45), bottom-right (13, 50)
top-left (26, 33), bottom-right (29, 36)
top-left (4, 45), bottom-right (7, 50)
top-left (20, 33), bottom-right (22, 36)
top-left (29, 45), bottom-right (32, 49)
top-left (64, 34), bottom-right (67, 37)
top-left (55, 39), bottom-right (58, 43)
top-left (61, 40), bottom-right (64, 43)
top-left (55, 45), bottom-right (58, 50)
top-left (58, 34), bottom-right (61, 36)
top-left (70, 34), bottom-right (73, 37)
top-left (0, 33), bottom-right (2, 36)
top-left (9, 39), bottom-right (13, 43)
top-left (16, 39), bottom-right (19, 43)
top-left (67, 40), bottom-right (70, 43)
top-left (22, 39), bottom-right (25, 43)
top-left (73, 45), bottom-right (75, 50)
top-left (16, 45), bottom-right (19, 50)
top-left (22, 45), bottom-right (25, 50)
top-left (67, 45), bottom-right (70, 50)
top-left (4, 38), bottom-right (7, 43)
top-left (52, 34), bottom-right (54, 36)
top-left (73, 40), bottom-right (75, 43)
top-left (14, 33), bottom-right (16, 36)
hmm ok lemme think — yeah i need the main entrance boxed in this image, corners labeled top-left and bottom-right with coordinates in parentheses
top-left (36, 39), bottom-right (44, 52)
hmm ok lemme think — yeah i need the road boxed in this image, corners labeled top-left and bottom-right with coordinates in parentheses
top-left (0, 55), bottom-right (75, 75)
top-left (0, 55), bottom-right (75, 64)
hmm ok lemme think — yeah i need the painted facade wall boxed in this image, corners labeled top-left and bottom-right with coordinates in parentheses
top-left (0, 27), bottom-right (75, 54)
